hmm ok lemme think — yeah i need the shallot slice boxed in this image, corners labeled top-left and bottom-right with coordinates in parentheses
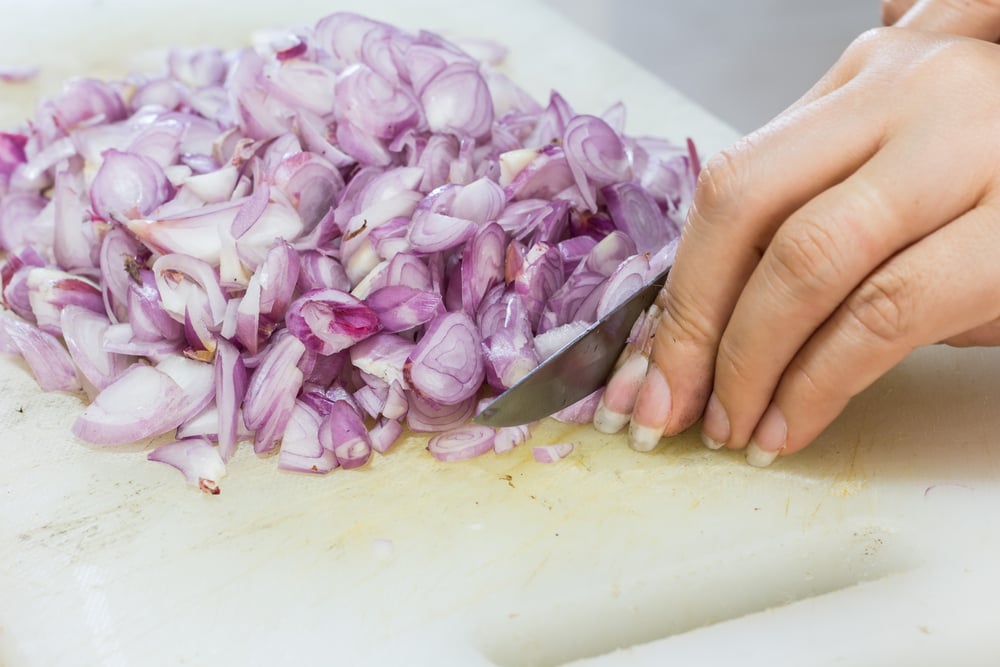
top-left (319, 400), bottom-right (371, 469)
top-left (404, 311), bottom-right (483, 405)
top-left (493, 424), bottom-right (530, 454)
top-left (427, 424), bottom-right (496, 462)
top-left (0, 9), bottom-right (702, 482)
top-left (1, 313), bottom-right (81, 392)
top-left (285, 288), bottom-right (381, 354)
top-left (60, 305), bottom-right (130, 392)
top-left (148, 437), bottom-right (227, 494)
top-left (532, 443), bottom-right (574, 463)
top-left (72, 364), bottom-right (188, 444)
top-left (278, 401), bottom-right (338, 474)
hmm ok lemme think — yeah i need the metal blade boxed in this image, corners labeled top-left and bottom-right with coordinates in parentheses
top-left (474, 266), bottom-right (669, 427)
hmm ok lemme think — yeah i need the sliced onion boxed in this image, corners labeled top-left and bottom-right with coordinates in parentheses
top-left (156, 354), bottom-right (216, 423)
top-left (0, 192), bottom-right (46, 252)
top-left (493, 424), bottom-right (530, 454)
top-left (602, 181), bottom-right (681, 255)
top-left (365, 285), bottom-right (443, 332)
top-left (72, 363), bottom-right (188, 444)
top-left (0, 65), bottom-right (38, 83)
top-left (596, 252), bottom-right (651, 318)
top-left (534, 320), bottom-right (589, 360)
top-left (243, 333), bottom-right (305, 453)
top-left (334, 64), bottom-right (422, 140)
top-left (26, 267), bottom-right (103, 335)
top-left (406, 392), bottom-right (474, 432)
top-left (148, 437), bottom-right (226, 494)
top-left (427, 424), bottom-right (495, 462)
top-left (102, 322), bottom-right (182, 359)
top-left (98, 226), bottom-right (144, 323)
top-left (0, 10), bottom-right (700, 485)
top-left (52, 163), bottom-right (97, 271)
top-left (419, 61), bottom-right (493, 139)
top-left (404, 311), bottom-right (483, 404)
top-left (285, 288), bottom-right (381, 354)
top-left (127, 269), bottom-right (184, 342)
top-left (90, 149), bottom-right (174, 222)
top-left (552, 389), bottom-right (602, 424)
top-left (278, 400), bottom-right (338, 474)
top-left (0, 131), bottom-right (27, 183)
top-left (215, 338), bottom-right (249, 461)
top-left (513, 242), bottom-right (563, 330)
top-left (563, 114), bottom-right (630, 211)
top-left (370, 417), bottom-right (404, 455)
top-left (319, 399), bottom-right (371, 469)
top-left (1, 312), bottom-right (81, 392)
top-left (461, 222), bottom-right (504, 314)
top-left (532, 442), bottom-right (574, 463)
top-left (60, 305), bottom-right (130, 391)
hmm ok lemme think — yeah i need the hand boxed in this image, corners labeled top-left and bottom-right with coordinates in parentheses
top-left (598, 27), bottom-right (1000, 466)
top-left (883, 0), bottom-right (1000, 40)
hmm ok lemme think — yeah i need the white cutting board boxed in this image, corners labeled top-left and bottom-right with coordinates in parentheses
top-left (3, 2), bottom-right (1000, 666)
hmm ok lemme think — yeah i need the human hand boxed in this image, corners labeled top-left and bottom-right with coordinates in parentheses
top-left (882, 0), bottom-right (1000, 40)
top-left (596, 27), bottom-right (1000, 466)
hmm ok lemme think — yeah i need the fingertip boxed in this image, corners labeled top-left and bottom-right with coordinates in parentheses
top-left (628, 421), bottom-right (664, 453)
top-left (700, 432), bottom-right (726, 450)
top-left (632, 364), bottom-right (671, 429)
top-left (746, 442), bottom-right (780, 468)
top-left (627, 365), bottom-right (671, 451)
top-left (593, 397), bottom-right (630, 434)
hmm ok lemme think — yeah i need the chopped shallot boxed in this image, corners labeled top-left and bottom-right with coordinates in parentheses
top-left (0, 10), bottom-right (699, 490)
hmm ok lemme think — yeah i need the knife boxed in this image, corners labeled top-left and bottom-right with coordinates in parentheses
top-left (474, 265), bottom-right (669, 427)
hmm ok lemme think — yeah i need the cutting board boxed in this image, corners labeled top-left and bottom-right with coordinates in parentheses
top-left (3, 2), bottom-right (1000, 666)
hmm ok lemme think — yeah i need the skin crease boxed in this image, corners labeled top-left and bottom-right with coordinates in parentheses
top-left (603, 0), bottom-right (1000, 465)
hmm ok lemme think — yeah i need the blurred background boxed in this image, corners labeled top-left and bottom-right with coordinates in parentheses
top-left (543, 0), bottom-right (878, 133)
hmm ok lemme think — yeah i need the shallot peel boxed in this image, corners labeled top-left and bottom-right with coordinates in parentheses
top-left (0, 11), bottom-right (699, 490)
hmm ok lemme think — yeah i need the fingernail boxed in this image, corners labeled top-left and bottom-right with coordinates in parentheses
top-left (700, 392), bottom-right (728, 450)
top-left (629, 422), bottom-right (665, 452)
top-left (628, 366), bottom-right (671, 452)
top-left (594, 397), bottom-right (630, 434)
top-left (746, 403), bottom-right (786, 468)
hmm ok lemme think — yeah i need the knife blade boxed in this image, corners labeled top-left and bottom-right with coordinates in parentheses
top-left (473, 265), bottom-right (669, 427)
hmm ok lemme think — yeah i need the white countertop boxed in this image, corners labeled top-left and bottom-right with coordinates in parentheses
top-left (3, 2), bottom-right (1000, 666)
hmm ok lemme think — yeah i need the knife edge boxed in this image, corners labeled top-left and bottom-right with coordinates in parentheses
top-left (473, 266), bottom-right (668, 428)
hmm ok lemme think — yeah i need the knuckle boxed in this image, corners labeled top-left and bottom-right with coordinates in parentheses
top-left (845, 27), bottom-right (898, 59)
top-left (785, 355), bottom-right (836, 405)
top-left (694, 140), bottom-right (753, 218)
top-left (765, 220), bottom-right (842, 300)
top-left (660, 284), bottom-right (717, 349)
top-left (714, 336), bottom-right (756, 388)
top-left (844, 270), bottom-right (912, 344)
